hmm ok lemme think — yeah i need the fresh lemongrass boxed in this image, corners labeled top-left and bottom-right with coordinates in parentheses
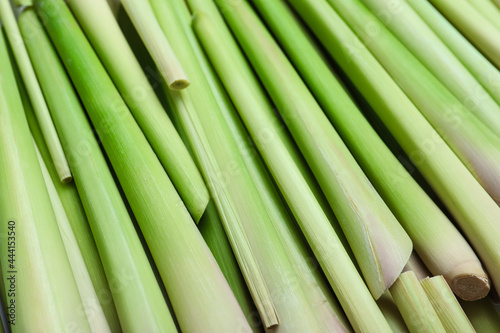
top-left (421, 276), bottom-right (475, 332)
top-left (377, 291), bottom-right (408, 333)
top-left (20, 62), bottom-right (121, 331)
top-left (460, 298), bottom-right (500, 333)
top-left (106, 0), bottom-right (120, 16)
top-left (35, 0), bottom-right (250, 331)
top-left (20, 7), bottom-right (177, 331)
top-left (0, 0), bottom-right (71, 182)
top-left (286, 0), bottom-right (500, 301)
top-left (118, 0), bottom-right (188, 89)
top-left (465, 0), bottom-right (500, 31)
top-left (390, 272), bottom-right (446, 333)
top-left (328, 0), bottom-right (500, 208)
top-left (428, 0), bottom-right (500, 69)
top-left (407, 0), bottom-right (500, 107)
top-left (198, 203), bottom-right (262, 332)
top-left (249, 0), bottom-right (487, 300)
top-left (36, 144), bottom-right (111, 333)
top-left (193, 12), bottom-right (391, 332)
top-left (403, 252), bottom-right (431, 281)
top-left (0, 29), bottom-right (90, 332)
top-left (361, 0), bottom-right (500, 135)
top-left (65, 0), bottom-right (209, 223)
top-left (213, 0), bottom-right (412, 300)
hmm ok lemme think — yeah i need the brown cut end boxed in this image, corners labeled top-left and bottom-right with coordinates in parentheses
top-left (451, 274), bottom-right (490, 301)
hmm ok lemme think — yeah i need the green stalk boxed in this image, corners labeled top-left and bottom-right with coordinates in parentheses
top-left (428, 0), bottom-right (500, 68)
top-left (213, 0), bottom-right (412, 300)
top-left (377, 291), bottom-right (408, 333)
top-left (36, 144), bottom-right (111, 332)
top-left (192, 11), bottom-right (392, 333)
top-left (0, 0), bottom-right (70, 182)
top-left (0, 29), bottom-right (90, 332)
top-left (20, 49), bottom-right (121, 330)
top-left (286, 0), bottom-right (500, 301)
top-left (18, 6), bottom-right (179, 330)
top-left (65, 0), bottom-right (209, 223)
top-left (360, 0), bottom-right (500, 135)
top-left (460, 298), bottom-right (500, 333)
top-left (119, 0), bottom-right (189, 89)
top-left (421, 276), bottom-right (475, 332)
top-left (35, 0), bottom-right (249, 331)
top-left (465, 0), bottom-right (500, 31)
top-left (403, 252), bottom-right (431, 281)
top-left (250, 0), bottom-right (487, 300)
top-left (406, 0), bottom-right (500, 107)
top-left (106, 0), bottom-right (120, 16)
top-left (328, 0), bottom-right (500, 207)
top-left (390, 272), bottom-right (446, 333)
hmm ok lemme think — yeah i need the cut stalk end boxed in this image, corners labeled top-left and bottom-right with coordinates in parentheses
top-left (169, 78), bottom-right (191, 90)
top-left (452, 274), bottom-right (490, 301)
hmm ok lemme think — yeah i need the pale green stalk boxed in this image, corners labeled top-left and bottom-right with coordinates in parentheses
top-left (361, 0), bottom-right (500, 135)
top-left (35, 0), bottom-right (249, 331)
top-left (193, 11), bottom-right (391, 333)
top-left (403, 252), bottom-right (431, 281)
top-left (465, 0), bottom-right (500, 31)
top-left (250, 0), bottom-right (487, 300)
top-left (428, 0), bottom-right (500, 68)
top-left (106, 0), bottom-right (120, 15)
top-left (0, 29), bottom-right (90, 332)
top-left (0, 0), bottom-right (70, 182)
top-left (215, 0), bottom-right (412, 300)
top-left (36, 144), bottom-right (111, 333)
top-left (377, 291), bottom-right (409, 333)
top-left (66, 0), bottom-right (209, 223)
top-left (286, 0), bottom-right (500, 301)
top-left (119, 0), bottom-right (189, 89)
top-left (421, 276), bottom-right (475, 332)
top-left (460, 298), bottom-right (500, 333)
top-left (390, 272), bottom-right (446, 333)
top-left (19, 6), bottom-right (178, 331)
top-left (407, 0), bottom-right (500, 107)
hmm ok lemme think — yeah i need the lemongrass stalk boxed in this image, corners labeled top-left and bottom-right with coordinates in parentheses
top-left (198, 203), bottom-right (262, 332)
top-left (428, 0), bottom-right (500, 68)
top-left (0, 0), bottom-right (70, 182)
top-left (407, 0), bottom-right (500, 107)
top-left (36, 144), bottom-right (111, 333)
top-left (18, 7), bottom-right (179, 331)
top-left (181, 0), bottom-right (354, 261)
top-left (20, 56), bottom-right (121, 331)
top-left (495, 0), bottom-right (500, 10)
top-left (464, 0), bottom-right (500, 31)
top-left (421, 276), bottom-right (475, 332)
top-left (214, 0), bottom-right (412, 299)
top-left (35, 0), bottom-right (250, 331)
top-left (0, 29), bottom-right (90, 332)
top-left (192, 12), bottom-right (391, 333)
top-left (286, 0), bottom-right (500, 301)
top-left (106, 0), bottom-right (120, 16)
top-left (65, 0), bottom-right (209, 223)
top-left (390, 272), bottom-right (446, 333)
top-left (118, 0), bottom-right (188, 89)
top-left (403, 252), bottom-right (431, 281)
top-left (460, 298), bottom-right (500, 333)
top-left (249, 0), bottom-right (487, 300)
top-left (360, 0), bottom-right (500, 135)
top-left (328, 0), bottom-right (500, 207)
top-left (377, 291), bottom-right (409, 333)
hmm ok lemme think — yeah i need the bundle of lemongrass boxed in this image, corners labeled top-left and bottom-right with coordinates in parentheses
top-left (0, 0), bottom-right (499, 331)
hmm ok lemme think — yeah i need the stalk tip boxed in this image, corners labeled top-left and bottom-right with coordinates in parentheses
top-left (451, 274), bottom-right (490, 301)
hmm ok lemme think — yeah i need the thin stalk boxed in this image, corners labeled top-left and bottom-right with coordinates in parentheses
top-left (421, 276), bottom-right (475, 332)
top-left (0, 29), bottom-right (90, 332)
top-left (360, 0), bottom-right (500, 135)
top-left (460, 298), bottom-right (500, 333)
top-left (390, 272), bottom-right (446, 333)
top-left (406, 0), bottom-right (500, 107)
top-left (35, 0), bottom-right (249, 332)
top-left (377, 291), bottom-right (408, 333)
top-left (18, 7), bottom-right (178, 331)
top-left (286, 0), bottom-right (500, 301)
top-left (119, 0), bottom-right (189, 89)
top-left (250, 0), bottom-right (487, 300)
top-left (0, 0), bottom-right (70, 182)
top-left (428, 0), bottom-right (500, 69)
top-left (403, 252), bottom-right (431, 281)
top-left (213, 0), bottom-right (412, 300)
top-left (20, 54), bottom-right (121, 331)
top-left (192, 11), bottom-right (391, 332)
top-left (465, 0), bottom-right (500, 31)
top-left (36, 144), bottom-right (111, 333)
top-left (65, 0), bottom-right (209, 223)
top-left (328, 0), bottom-right (500, 208)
